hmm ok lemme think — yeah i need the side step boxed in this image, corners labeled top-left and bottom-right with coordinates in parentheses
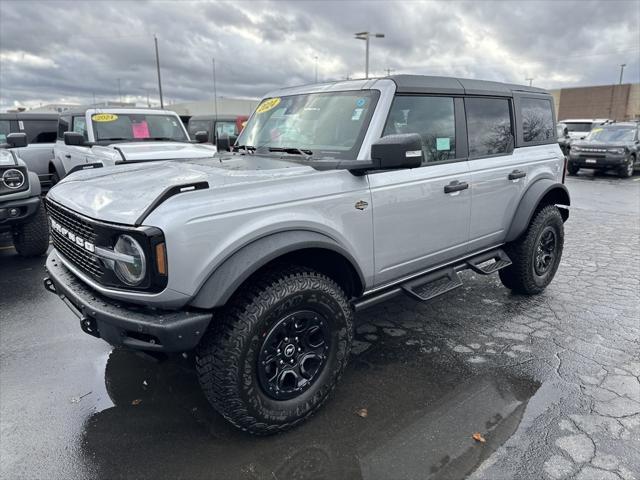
top-left (402, 268), bottom-right (463, 302)
top-left (466, 248), bottom-right (512, 275)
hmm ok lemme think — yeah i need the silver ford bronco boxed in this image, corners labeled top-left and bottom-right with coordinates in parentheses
top-left (43, 75), bottom-right (570, 434)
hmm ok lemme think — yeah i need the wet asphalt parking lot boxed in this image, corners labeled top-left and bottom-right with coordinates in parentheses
top-left (1, 170), bottom-right (639, 480)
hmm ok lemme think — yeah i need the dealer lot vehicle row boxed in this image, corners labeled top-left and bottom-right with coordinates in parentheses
top-left (38, 75), bottom-right (572, 434)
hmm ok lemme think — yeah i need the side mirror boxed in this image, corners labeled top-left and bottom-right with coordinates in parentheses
top-left (370, 133), bottom-right (423, 170)
top-left (216, 133), bottom-right (231, 152)
top-left (194, 131), bottom-right (209, 143)
top-left (64, 131), bottom-right (85, 146)
top-left (6, 133), bottom-right (28, 148)
top-left (563, 127), bottom-right (569, 137)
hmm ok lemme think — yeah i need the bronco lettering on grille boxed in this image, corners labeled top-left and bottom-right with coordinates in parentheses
top-left (50, 218), bottom-right (95, 253)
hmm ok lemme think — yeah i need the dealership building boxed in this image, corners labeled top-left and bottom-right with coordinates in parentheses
top-left (550, 83), bottom-right (640, 122)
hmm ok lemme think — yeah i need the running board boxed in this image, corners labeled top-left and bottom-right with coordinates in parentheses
top-left (466, 248), bottom-right (512, 275)
top-left (402, 268), bottom-right (463, 302)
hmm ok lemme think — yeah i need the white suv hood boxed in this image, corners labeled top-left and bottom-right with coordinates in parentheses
top-left (94, 141), bottom-right (217, 161)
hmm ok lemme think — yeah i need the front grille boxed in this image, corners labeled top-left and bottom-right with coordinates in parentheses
top-left (46, 200), bottom-right (104, 279)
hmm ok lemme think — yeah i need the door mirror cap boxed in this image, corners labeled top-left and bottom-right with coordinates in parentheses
top-left (193, 131), bottom-right (209, 143)
top-left (563, 127), bottom-right (569, 137)
top-left (64, 131), bottom-right (85, 146)
top-left (370, 133), bottom-right (423, 170)
top-left (216, 133), bottom-right (231, 152)
top-left (6, 133), bottom-right (28, 148)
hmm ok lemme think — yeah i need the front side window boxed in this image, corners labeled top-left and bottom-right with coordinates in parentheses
top-left (216, 121), bottom-right (237, 138)
top-left (521, 98), bottom-right (554, 142)
top-left (57, 116), bottom-right (70, 140)
top-left (72, 116), bottom-right (88, 140)
top-left (0, 120), bottom-right (10, 143)
top-left (237, 90), bottom-right (380, 159)
top-left (21, 120), bottom-right (57, 143)
top-left (187, 119), bottom-right (211, 138)
top-left (466, 98), bottom-right (513, 157)
top-left (588, 126), bottom-right (636, 143)
top-left (383, 96), bottom-right (456, 164)
top-left (92, 113), bottom-right (188, 142)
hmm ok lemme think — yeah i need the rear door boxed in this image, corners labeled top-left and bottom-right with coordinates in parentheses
top-left (369, 95), bottom-right (471, 286)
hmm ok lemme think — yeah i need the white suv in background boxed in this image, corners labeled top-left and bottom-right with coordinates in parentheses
top-left (50, 108), bottom-right (217, 183)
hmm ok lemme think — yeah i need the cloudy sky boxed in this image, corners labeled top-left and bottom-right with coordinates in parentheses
top-left (0, 0), bottom-right (638, 111)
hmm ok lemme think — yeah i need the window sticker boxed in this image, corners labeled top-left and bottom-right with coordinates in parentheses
top-left (256, 97), bottom-right (281, 114)
top-left (436, 137), bottom-right (451, 151)
top-left (355, 98), bottom-right (366, 108)
top-left (18, 120), bottom-right (24, 130)
top-left (132, 121), bottom-right (150, 138)
top-left (92, 113), bottom-right (118, 122)
top-left (351, 108), bottom-right (363, 121)
top-left (591, 128), bottom-right (603, 134)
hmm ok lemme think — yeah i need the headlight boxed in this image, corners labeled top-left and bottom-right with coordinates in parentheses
top-left (608, 148), bottom-right (624, 154)
top-left (113, 235), bottom-right (146, 285)
top-left (572, 146), bottom-right (581, 152)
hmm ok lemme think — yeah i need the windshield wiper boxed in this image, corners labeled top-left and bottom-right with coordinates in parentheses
top-left (100, 137), bottom-right (128, 141)
top-left (142, 137), bottom-right (180, 141)
top-left (232, 145), bottom-right (257, 152)
top-left (268, 147), bottom-right (313, 157)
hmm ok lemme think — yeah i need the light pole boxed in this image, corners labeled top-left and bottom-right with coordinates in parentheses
top-left (526, 77), bottom-right (534, 87)
top-left (314, 56), bottom-right (318, 83)
top-left (619, 64), bottom-right (626, 84)
top-left (212, 57), bottom-right (218, 119)
top-left (117, 78), bottom-right (122, 103)
top-left (154, 35), bottom-right (164, 108)
top-left (355, 31), bottom-right (385, 79)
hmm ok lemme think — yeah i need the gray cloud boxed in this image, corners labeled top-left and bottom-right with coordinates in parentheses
top-left (0, 0), bottom-right (638, 111)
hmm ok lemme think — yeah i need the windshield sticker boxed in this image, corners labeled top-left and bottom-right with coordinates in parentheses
top-left (355, 98), bottom-right (366, 108)
top-left (591, 128), bottom-right (603, 134)
top-left (132, 121), bottom-right (150, 139)
top-left (92, 113), bottom-right (118, 122)
top-left (436, 137), bottom-right (451, 151)
top-left (256, 97), bottom-right (281, 114)
top-left (351, 108), bottom-right (363, 121)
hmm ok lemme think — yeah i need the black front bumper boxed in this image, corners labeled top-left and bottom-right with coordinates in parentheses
top-left (44, 250), bottom-right (212, 353)
top-left (0, 195), bottom-right (40, 228)
top-left (568, 155), bottom-right (627, 169)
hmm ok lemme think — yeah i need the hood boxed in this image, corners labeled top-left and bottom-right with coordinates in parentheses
top-left (99, 142), bottom-right (217, 161)
top-left (571, 139), bottom-right (633, 149)
top-left (567, 131), bottom-right (589, 140)
top-left (46, 155), bottom-right (315, 225)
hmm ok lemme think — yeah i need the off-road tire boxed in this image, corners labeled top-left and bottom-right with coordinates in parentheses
top-left (12, 201), bottom-right (50, 257)
top-left (196, 266), bottom-right (354, 435)
top-left (567, 163), bottom-right (579, 175)
top-left (619, 155), bottom-right (635, 178)
top-left (499, 204), bottom-right (564, 295)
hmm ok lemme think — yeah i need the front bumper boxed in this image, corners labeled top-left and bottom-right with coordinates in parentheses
top-left (44, 250), bottom-right (212, 352)
top-left (0, 195), bottom-right (40, 228)
top-left (568, 153), bottom-right (627, 169)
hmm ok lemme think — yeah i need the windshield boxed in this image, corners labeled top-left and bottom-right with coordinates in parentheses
top-left (556, 124), bottom-right (566, 137)
top-left (564, 122), bottom-right (593, 133)
top-left (92, 113), bottom-right (188, 142)
top-left (237, 90), bottom-right (380, 159)
top-left (587, 127), bottom-right (636, 143)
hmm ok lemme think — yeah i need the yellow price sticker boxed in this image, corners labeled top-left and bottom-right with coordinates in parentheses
top-left (256, 98), bottom-right (281, 114)
top-left (591, 128), bottom-right (603, 133)
top-left (91, 113), bottom-right (119, 122)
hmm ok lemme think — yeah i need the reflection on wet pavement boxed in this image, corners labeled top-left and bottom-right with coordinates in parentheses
top-left (82, 346), bottom-right (539, 480)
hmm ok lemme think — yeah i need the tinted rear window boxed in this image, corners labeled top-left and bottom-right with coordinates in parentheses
top-left (521, 98), bottom-right (554, 143)
top-left (465, 98), bottom-right (513, 157)
top-left (21, 119), bottom-right (57, 143)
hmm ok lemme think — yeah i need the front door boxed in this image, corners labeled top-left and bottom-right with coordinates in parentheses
top-left (368, 95), bottom-right (471, 287)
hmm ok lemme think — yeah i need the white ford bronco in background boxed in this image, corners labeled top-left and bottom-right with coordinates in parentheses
top-left (43, 75), bottom-right (570, 434)
top-left (50, 108), bottom-right (217, 183)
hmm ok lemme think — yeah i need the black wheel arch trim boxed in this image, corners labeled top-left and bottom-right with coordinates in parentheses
top-left (505, 179), bottom-right (570, 243)
top-left (189, 230), bottom-right (366, 309)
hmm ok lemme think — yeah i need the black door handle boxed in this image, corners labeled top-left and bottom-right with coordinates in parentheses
top-left (64, 154), bottom-right (71, 158)
top-left (508, 170), bottom-right (526, 180)
top-left (444, 181), bottom-right (469, 194)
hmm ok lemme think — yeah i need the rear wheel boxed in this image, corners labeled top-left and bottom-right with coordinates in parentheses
top-left (12, 201), bottom-right (50, 257)
top-left (499, 204), bottom-right (564, 295)
top-left (196, 266), bottom-right (353, 434)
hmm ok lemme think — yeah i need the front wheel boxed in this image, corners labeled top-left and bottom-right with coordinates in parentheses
top-left (619, 156), bottom-right (635, 178)
top-left (499, 205), bottom-right (564, 295)
top-left (12, 201), bottom-right (50, 257)
top-left (196, 267), bottom-right (354, 434)
top-left (567, 163), bottom-right (579, 175)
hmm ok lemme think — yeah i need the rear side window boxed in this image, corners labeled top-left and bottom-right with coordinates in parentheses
top-left (521, 98), bottom-right (554, 143)
top-left (466, 98), bottom-right (513, 157)
top-left (58, 116), bottom-right (70, 140)
top-left (383, 96), bottom-right (456, 164)
top-left (216, 121), bottom-right (237, 137)
top-left (21, 119), bottom-right (57, 144)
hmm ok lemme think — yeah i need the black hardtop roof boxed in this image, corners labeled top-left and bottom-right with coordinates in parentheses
top-left (389, 74), bottom-right (549, 97)
top-left (0, 112), bottom-right (59, 120)
top-left (189, 114), bottom-right (240, 122)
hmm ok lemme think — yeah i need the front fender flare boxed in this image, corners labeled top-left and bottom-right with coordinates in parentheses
top-left (189, 230), bottom-right (364, 309)
top-left (505, 180), bottom-right (570, 242)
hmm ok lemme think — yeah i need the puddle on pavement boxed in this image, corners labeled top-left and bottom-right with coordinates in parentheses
top-left (82, 346), bottom-right (539, 479)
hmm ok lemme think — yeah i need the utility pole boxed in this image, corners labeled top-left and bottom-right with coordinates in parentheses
top-left (92, 92), bottom-right (96, 106)
top-left (314, 56), bottom-right (318, 83)
top-left (619, 64), bottom-right (626, 84)
top-left (384, 68), bottom-right (394, 76)
top-left (146, 90), bottom-right (150, 108)
top-left (526, 77), bottom-right (534, 87)
top-left (117, 78), bottom-right (122, 103)
top-left (154, 35), bottom-right (164, 108)
top-left (212, 57), bottom-right (218, 119)
top-left (355, 31), bottom-right (385, 79)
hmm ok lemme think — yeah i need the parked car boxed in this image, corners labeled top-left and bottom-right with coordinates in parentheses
top-left (556, 122), bottom-right (571, 156)
top-left (0, 133), bottom-right (49, 257)
top-left (0, 113), bottom-right (58, 190)
top-left (50, 108), bottom-right (217, 183)
top-left (568, 122), bottom-right (639, 177)
top-left (43, 75), bottom-right (569, 434)
top-left (187, 114), bottom-right (248, 150)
